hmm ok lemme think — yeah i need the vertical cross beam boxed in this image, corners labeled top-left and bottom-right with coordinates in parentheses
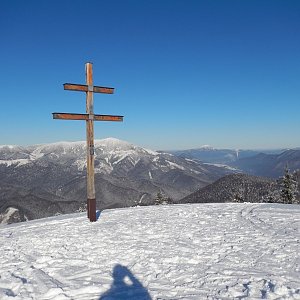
top-left (86, 63), bottom-right (96, 221)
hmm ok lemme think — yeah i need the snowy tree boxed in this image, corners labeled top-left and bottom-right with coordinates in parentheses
top-left (280, 166), bottom-right (299, 204)
top-left (233, 190), bottom-right (243, 203)
top-left (265, 189), bottom-right (281, 203)
top-left (155, 191), bottom-right (165, 205)
top-left (292, 170), bottom-right (300, 204)
top-left (155, 191), bottom-right (173, 205)
top-left (77, 203), bottom-right (87, 212)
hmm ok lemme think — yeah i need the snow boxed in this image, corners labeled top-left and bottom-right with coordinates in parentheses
top-left (72, 159), bottom-right (86, 171)
top-left (0, 138), bottom-right (141, 171)
top-left (2, 138), bottom-right (232, 180)
top-left (1, 203), bottom-right (300, 300)
top-left (0, 208), bottom-right (19, 224)
top-left (184, 158), bottom-right (197, 162)
top-left (111, 153), bottom-right (133, 165)
top-left (203, 162), bottom-right (239, 171)
top-left (166, 160), bottom-right (185, 170)
top-left (142, 148), bottom-right (159, 156)
top-left (96, 138), bottom-right (134, 151)
top-left (0, 145), bottom-right (17, 149)
top-left (199, 145), bottom-right (215, 150)
top-left (0, 159), bottom-right (30, 167)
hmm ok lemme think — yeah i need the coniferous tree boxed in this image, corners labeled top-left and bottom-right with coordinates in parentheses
top-left (233, 191), bottom-right (243, 203)
top-left (292, 170), bottom-right (300, 204)
top-left (77, 203), bottom-right (87, 212)
top-left (155, 191), bottom-right (173, 205)
top-left (155, 191), bottom-right (165, 205)
top-left (280, 166), bottom-right (298, 204)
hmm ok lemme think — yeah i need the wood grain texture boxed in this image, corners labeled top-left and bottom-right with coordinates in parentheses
top-left (53, 113), bottom-right (123, 122)
top-left (64, 83), bottom-right (114, 94)
top-left (85, 63), bottom-right (96, 215)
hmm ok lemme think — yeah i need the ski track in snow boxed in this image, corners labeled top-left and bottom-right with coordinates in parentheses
top-left (0, 203), bottom-right (300, 300)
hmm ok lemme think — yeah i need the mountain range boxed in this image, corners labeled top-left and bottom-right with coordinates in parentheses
top-left (169, 146), bottom-right (300, 178)
top-left (1, 138), bottom-right (300, 224)
top-left (167, 146), bottom-right (284, 165)
top-left (229, 150), bottom-right (300, 178)
top-left (0, 138), bottom-right (236, 223)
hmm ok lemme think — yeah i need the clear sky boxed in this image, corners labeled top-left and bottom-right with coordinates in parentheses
top-left (0, 0), bottom-right (299, 150)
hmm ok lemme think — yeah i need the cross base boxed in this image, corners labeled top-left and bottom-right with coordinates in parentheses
top-left (87, 198), bottom-right (97, 222)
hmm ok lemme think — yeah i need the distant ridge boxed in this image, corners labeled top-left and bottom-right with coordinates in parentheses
top-left (230, 149), bottom-right (300, 178)
top-left (166, 148), bottom-right (258, 164)
top-left (167, 147), bottom-right (300, 178)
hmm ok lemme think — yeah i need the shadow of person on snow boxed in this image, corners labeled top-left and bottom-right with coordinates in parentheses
top-left (99, 264), bottom-right (152, 300)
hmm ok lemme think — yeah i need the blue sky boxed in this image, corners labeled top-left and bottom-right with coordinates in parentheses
top-left (0, 0), bottom-right (299, 150)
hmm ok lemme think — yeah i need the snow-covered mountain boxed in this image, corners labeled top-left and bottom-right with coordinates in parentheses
top-left (0, 138), bottom-right (232, 176)
top-left (1, 203), bottom-right (299, 299)
top-left (0, 138), bottom-right (237, 223)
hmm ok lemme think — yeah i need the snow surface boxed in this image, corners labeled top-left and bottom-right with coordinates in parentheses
top-left (166, 160), bottom-right (185, 171)
top-left (0, 208), bottom-right (19, 224)
top-left (1, 203), bottom-right (300, 300)
top-left (0, 159), bottom-right (30, 167)
top-left (203, 163), bottom-right (239, 171)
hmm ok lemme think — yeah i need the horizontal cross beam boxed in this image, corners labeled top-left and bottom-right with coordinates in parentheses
top-left (63, 83), bottom-right (114, 94)
top-left (53, 112), bottom-right (123, 122)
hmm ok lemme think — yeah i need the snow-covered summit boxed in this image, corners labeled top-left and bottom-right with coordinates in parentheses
top-left (198, 144), bottom-right (215, 150)
top-left (0, 138), bottom-right (180, 174)
top-left (0, 145), bottom-right (18, 149)
top-left (95, 137), bottom-right (134, 149)
top-left (28, 138), bottom-right (157, 157)
top-left (95, 137), bottom-right (159, 156)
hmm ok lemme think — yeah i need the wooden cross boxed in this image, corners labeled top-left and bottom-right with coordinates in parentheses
top-left (53, 62), bottom-right (123, 222)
